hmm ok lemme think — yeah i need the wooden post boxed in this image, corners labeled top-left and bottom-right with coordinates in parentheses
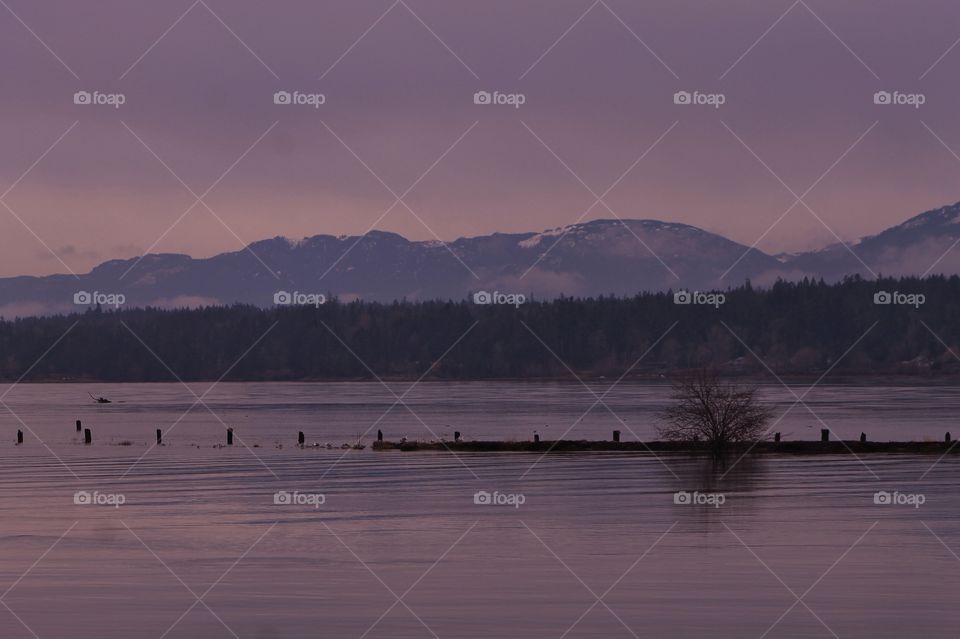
top-left (227, 428), bottom-right (233, 446)
top-left (377, 429), bottom-right (383, 442)
top-left (820, 429), bottom-right (829, 442)
top-left (454, 431), bottom-right (461, 442)
top-left (298, 431), bottom-right (305, 446)
top-left (860, 432), bottom-right (866, 443)
top-left (947, 432), bottom-right (952, 444)
top-left (156, 429), bottom-right (162, 445)
top-left (16, 430), bottom-right (23, 445)
top-left (613, 430), bottom-right (620, 442)
top-left (84, 428), bottom-right (92, 444)
top-left (534, 433), bottom-right (540, 443)
top-left (76, 419), bottom-right (82, 432)
top-left (774, 432), bottom-right (781, 442)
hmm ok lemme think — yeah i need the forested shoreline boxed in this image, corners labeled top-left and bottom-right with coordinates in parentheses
top-left (1, 275), bottom-right (958, 382)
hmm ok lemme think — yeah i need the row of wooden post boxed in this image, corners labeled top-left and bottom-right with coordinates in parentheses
top-left (773, 430), bottom-right (956, 444)
top-left (18, 423), bottom-right (958, 446)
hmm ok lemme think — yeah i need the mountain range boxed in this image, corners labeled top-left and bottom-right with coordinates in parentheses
top-left (4, 201), bottom-right (960, 316)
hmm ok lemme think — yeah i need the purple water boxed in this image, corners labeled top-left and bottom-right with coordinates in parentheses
top-left (0, 382), bottom-right (958, 637)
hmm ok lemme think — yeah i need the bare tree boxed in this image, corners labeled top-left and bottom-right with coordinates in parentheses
top-left (658, 372), bottom-right (772, 450)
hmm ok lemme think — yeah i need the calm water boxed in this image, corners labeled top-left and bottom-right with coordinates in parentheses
top-left (1, 382), bottom-right (959, 637)
top-left (2, 380), bottom-right (959, 446)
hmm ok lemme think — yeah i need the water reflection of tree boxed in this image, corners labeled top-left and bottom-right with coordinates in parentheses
top-left (669, 452), bottom-right (769, 532)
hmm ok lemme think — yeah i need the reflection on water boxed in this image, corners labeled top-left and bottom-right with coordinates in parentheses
top-left (0, 383), bottom-right (959, 637)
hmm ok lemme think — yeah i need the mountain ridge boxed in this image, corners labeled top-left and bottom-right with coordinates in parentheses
top-left (2, 201), bottom-right (959, 316)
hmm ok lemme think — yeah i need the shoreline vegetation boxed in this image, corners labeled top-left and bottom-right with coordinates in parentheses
top-left (2, 275), bottom-right (960, 381)
top-left (372, 439), bottom-right (960, 454)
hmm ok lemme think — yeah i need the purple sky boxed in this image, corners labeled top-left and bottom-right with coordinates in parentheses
top-left (2, 0), bottom-right (960, 276)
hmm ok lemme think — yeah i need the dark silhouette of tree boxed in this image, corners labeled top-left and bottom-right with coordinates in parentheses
top-left (658, 371), bottom-right (773, 451)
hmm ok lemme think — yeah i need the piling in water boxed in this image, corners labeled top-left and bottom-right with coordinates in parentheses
top-left (947, 432), bottom-right (952, 444)
top-left (76, 419), bottom-right (81, 432)
top-left (84, 428), bottom-right (92, 444)
top-left (16, 430), bottom-right (23, 445)
top-left (454, 431), bottom-right (461, 442)
top-left (534, 433), bottom-right (540, 443)
top-left (227, 428), bottom-right (234, 446)
top-left (613, 430), bottom-right (621, 443)
top-left (377, 429), bottom-right (383, 442)
top-left (860, 432), bottom-right (867, 443)
top-left (156, 429), bottom-right (162, 445)
top-left (298, 431), bottom-right (305, 446)
top-left (821, 429), bottom-right (829, 442)
top-left (774, 432), bottom-right (781, 443)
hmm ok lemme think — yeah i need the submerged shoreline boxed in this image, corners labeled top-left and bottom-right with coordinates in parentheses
top-left (372, 439), bottom-right (960, 454)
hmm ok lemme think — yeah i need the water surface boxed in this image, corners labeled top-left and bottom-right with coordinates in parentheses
top-left (0, 382), bottom-right (957, 638)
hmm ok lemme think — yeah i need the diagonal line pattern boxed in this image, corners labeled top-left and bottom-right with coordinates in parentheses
top-left (319, 0), bottom-right (401, 80)
top-left (920, 36), bottom-right (960, 80)
top-left (916, 319), bottom-right (960, 479)
top-left (319, 319), bottom-right (482, 480)
top-left (319, 120), bottom-right (480, 280)
top-left (519, 320), bottom-right (680, 480)
top-left (798, 0), bottom-right (878, 79)
top-left (725, 520), bottom-right (878, 639)
top-left (522, 520), bottom-right (676, 639)
top-left (918, 121), bottom-right (960, 277)
top-left (118, 320), bottom-right (281, 479)
top-left (122, 519), bottom-right (276, 639)
top-left (720, 0), bottom-right (877, 80)
top-left (521, 0), bottom-right (677, 79)
top-left (0, 0), bottom-right (80, 79)
top-left (120, 0), bottom-right (277, 80)
top-left (198, 0), bottom-right (280, 79)
top-left (921, 521), bottom-right (960, 563)
top-left (398, 0), bottom-right (479, 80)
top-left (323, 520), bottom-right (476, 639)
top-left (319, 320), bottom-right (480, 480)
top-left (717, 320), bottom-right (880, 481)
top-left (118, 120), bottom-right (280, 280)
top-left (1, 521), bottom-right (78, 599)
top-left (0, 121), bottom-right (82, 278)
top-left (0, 521), bottom-right (78, 639)
top-left (521, 120), bottom-right (680, 280)
top-left (0, 320), bottom-right (83, 479)
top-left (519, 320), bottom-right (679, 479)
top-left (719, 120), bottom-right (879, 280)
top-left (318, 0), bottom-right (478, 80)
top-left (519, 120), bottom-right (679, 280)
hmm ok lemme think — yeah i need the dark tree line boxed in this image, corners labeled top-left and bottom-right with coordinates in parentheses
top-left (1, 275), bottom-right (959, 381)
